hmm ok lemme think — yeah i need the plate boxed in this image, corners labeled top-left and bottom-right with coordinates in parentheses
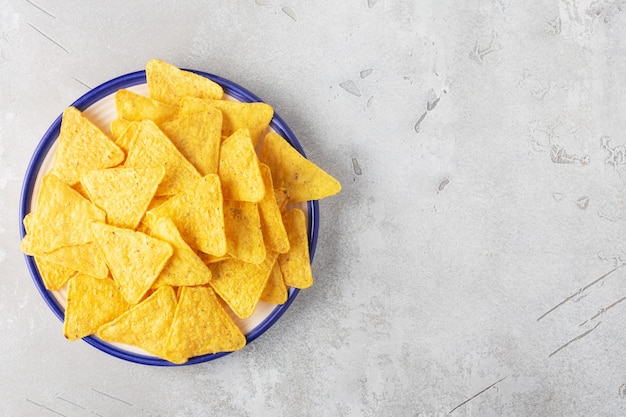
top-left (19, 69), bottom-right (320, 366)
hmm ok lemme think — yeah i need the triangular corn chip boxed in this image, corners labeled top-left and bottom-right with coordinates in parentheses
top-left (145, 174), bottom-right (226, 256)
top-left (97, 286), bottom-right (177, 357)
top-left (51, 107), bottom-right (125, 186)
top-left (20, 174), bottom-right (106, 255)
top-left (160, 107), bottom-right (222, 176)
top-left (223, 199), bottom-right (265, 264)
top-left (218, 128), bottom-right (265, 202)
top-left (36, 242), bottom-right (109, 279)
top-left (124, 120), bottom-right (201, 196)
top-left (260, 132), bottom-right (341, 202)
top-left (34, 257), bottom-right (78, 291)
top-left (208, 251), bottom-right (278, 319)
top-left (278, 208), bottom-right (313, 289)
top-left (150, 217), bottom-right (212, 288)
top-left (115, 89), bottom-right (178, 124)
top-left (90, 222), bottom-right (173, 304)
top-left (163, 286), bottom-right (246, 364)
top-left (110, 118), bottom-right (140, 155)
top-left (81, 166), bottom-right (165, 229)
top-left (146, 59), bottom-right (223, 105)
top-left (64, 274), bottom-right (129, 341)
top-left (257, 164), bottom-right (290, 254)
top-left (259, 260), bottom-right (288, 305)
top-left (181, 97), bottom-right (273, 145)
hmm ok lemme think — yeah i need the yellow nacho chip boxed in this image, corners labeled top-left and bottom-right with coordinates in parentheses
top-left (260, 260), bottom-right (288, 305)
top-left (258, 164), bottom-right (290, 254)
top-left (146, 59), bottom-right (223, 105)
top-left (115, 88), bottom-right (178, 124)
top-left (90, 222), bottom-right (173, 304)
top-left (51, 107), bottom-right (125, 186)
top-left (110, 119), bottom-right (139, 155)
top-left (224, 199), bottom-right (265, 264)
top-left (124, 120), bottom-right (201, 196)
top-left (150, 217), bottom-right (212, 288)
top-left (145, 174), bottom-right (226, 256)
top-left (110, 118), bottom-right (135, 142)
top-left (20, 173), bottom-right (106, 255)
top-left (181, 97), bottom-right (273, 145)
top-left (218, 128), bottom-right (265, 202)
top-left (34, 257), bottom-right (78, 291)
top-left (97, 286), bottom-right (177, 357)
top-left (278, 208), bottom-right (313, 289)
top-left (208, 251), bottom-right (278, 319)
top-left (81, 166), bottom-right (165, 229)
top-left (163, 286), bottom-right (246, 364)
top-left (36, 242), bottom-right (109, 279)
top-left (64, 274), bottom-right (129, 341)
top-left (160, 107), bottom-right (222, 176)
top-left (260, 132), bottom-right (341, 202)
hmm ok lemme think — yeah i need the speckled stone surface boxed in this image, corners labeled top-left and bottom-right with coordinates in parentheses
top-left (3, 1), bottom-right (626, 416)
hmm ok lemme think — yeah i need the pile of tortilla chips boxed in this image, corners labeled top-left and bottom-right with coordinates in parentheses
top-left (20, 59), bottom-right (341, 364)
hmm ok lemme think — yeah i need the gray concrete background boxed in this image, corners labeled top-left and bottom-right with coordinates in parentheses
top-left (2, 0), bottom-right (626, 415)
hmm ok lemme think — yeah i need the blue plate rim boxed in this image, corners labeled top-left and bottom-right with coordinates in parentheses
top-left (19, 69), bottom-right (320, 366)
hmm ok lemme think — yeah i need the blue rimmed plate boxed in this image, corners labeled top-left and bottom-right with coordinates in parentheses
top-left (19, 69), bottom-right (319, 366)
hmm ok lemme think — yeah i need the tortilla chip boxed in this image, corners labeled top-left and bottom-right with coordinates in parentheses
top-left (150, 217), bottom-right (212, 288)
top-left (20, 173), bottom-right (106, 255)
top-left (115, 88), bottom-right (178, 124)
top-left (208, 251), bottom-right (278, 319)
top-left (81, 166), bottom-right (165, 229)
top-left (160, 107), bottom-right (222, 176)
top-left (223, 199), bottom-right (265, 264)
top-left (124, 120), bottom-right (201, 196)
top-left (146, 59), bottom-right (223, 105)
top-left (110, 118), bottom-right (135, 142)
top-left (163, 286), bottom-right (246, 364)
top-left (258, 164), bottom-right (290, 254)
top-left (64, 274), bottom-right (129, 341)
top-left (34, 257), bottom-right (78, 291)
top-left (260, 132), bottom-right (341, 202)
top-left (278, 208), bottom-right (313, 289)
top-left (260, 260), bottom-right (288, 305)
top-left (218, 128), bottom-right (265, 202)
top-left (36, 242), bottom-right (109, 279)
top-left (90, 222), bottom-right (173, 304)
top-left (51, 107), bottom-right (125, 186)
top-left (145, 174), bottom-right (226, 256)
top-left (181, 97), bottom-right (273, 145)
top-left (97, 286), bottom-right (177, 358)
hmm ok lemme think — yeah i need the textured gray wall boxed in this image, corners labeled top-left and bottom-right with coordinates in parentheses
top-left (3, 1), bottom-right (626, 416)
